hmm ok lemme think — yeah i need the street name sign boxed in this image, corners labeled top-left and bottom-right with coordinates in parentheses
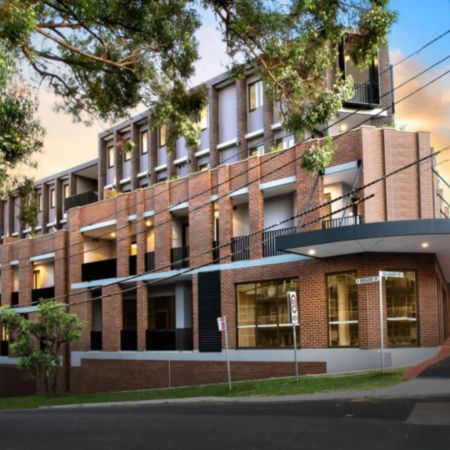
top-left (380, 271), bottom-right (404, 278)
top-left (356, 276), bottom-right (380, 285)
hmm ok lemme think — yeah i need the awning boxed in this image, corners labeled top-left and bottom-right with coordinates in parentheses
top-left (276, 219), bottom-right (450, 281)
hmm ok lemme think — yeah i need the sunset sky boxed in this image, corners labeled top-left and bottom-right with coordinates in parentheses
top-left (31, 1), bottom-right (450, 181)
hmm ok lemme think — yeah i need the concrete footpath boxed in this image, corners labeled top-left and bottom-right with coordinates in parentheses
top-left (43, 378), bottom-right (450, 410)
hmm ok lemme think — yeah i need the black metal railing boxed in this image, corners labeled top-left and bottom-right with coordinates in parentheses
top-left (0, 340), bottom-right (8, 356)
top-left (322, 215), bottom-right (363, 229)
top-left (31, 286), bottom-right (55, 304)
top-left (90, 331), bottom-right (102, 351)
top-left (121, 330), bottom-right (137, 351)
top-left (64, 190), bottom-right (98, 212)
top-left (146, 328), bottom-right (193, 351)
top-left (82, 258), bottom-right (117, 281)
top-left (145, 252), bottom-right (155, 271)
top-left (263, 226), bottom-right (297, 257)
top-left (171, 246), bottom-right (189, 270)
top-left (129, 255), bottom-right (137, 276)
top-left (347, 82), bottom-right (380, 106)
top-left (212, 240), bottom-right (220, 263)
top-left (11, 291), bottom-right (19, 307)
top-left (231, 235), bottom-right (250, 262)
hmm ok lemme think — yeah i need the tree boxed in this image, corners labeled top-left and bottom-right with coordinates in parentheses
top-left (0, 1), bottom-right (396, 159)
top-left (0, 301), bottom-right (85, 396)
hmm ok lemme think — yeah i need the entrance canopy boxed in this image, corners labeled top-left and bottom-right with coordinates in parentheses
top-left (276, 219), bottom-right (450, 282)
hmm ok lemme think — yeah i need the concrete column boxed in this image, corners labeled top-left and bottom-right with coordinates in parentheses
top-left (208, 86), bottom-right (219, 168)
top-left (167, 124), bottom-right (176, 180)
top-left (236, 78), bottom-right (248, 159)
top-left (187, 145), bottom-right (198, 173)
top-left (42, 184), bottom-right (49, 235)
top-left (102, 283), bottom-right (122, 351)
top-left (114, 131), bottom-right (123, 191)
top-left (136, 282), bottom-right (148, 351)
top-left (131, 122), bottom-right (140, 191)
top-left (263, 84), bottom-right (275, 153)
top-left (149, 126), bottom-right (157, 186)
top-left (98, 139), bottom-right (107, 200)
top-left (55, 178), bottom-right (63, 229)
top-left (69, 173), bottom-right (77, 197)
top-left (7, 195), bottom-right (14, 236)
top-left (0, 200), bottom-right (4, 242)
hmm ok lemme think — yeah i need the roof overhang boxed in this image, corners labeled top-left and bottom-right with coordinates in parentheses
top-left (276, 219), bottom-right (450, 282)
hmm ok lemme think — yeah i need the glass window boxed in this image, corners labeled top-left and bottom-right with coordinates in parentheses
top-left (327, 272), bottom-right (359, 347)
top-left (248, 80), bottom-right (264, 111)
top-left (50, 189), bottom-right (56, 209)
top-left (276, 135), bottom-right (295, 151)
top-left (159, 125), bottom-right (167, 148)
top-left (123, 141), bottom-right (132, 161)
top-left (386, 271), bottom-right (418, 346)
top-left (141, 131), bottom-right (148, 154)
top-left (249, 145), bottom-right (265, 157)
top-left (107, 146), bottom-right (115, 168)
top-left (198, 107), bottom-right (208, 130)
top-left (237, 278), bottom-right (299, 348)
top-left (36, 193), bottom-right (43, 212)
top-left (63, 185), bottom-right (70, 199)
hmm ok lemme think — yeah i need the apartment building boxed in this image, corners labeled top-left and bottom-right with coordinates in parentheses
top-left (0, 42), bottom-right (449, 396)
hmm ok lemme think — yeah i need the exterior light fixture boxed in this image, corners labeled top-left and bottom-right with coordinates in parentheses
top-left (339, 123), bottom-right (348, 133)
top-left (145, 219), bottom-right (152, 227)
top-left (421, 242), bottom-right (429, 249)
top-left (308, 249), bottom-right (316, 256)
top-left (110, 231), bottom-right (117, 238)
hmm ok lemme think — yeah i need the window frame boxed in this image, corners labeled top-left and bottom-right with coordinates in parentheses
top-left (50, 188), bottom-right (56, 209)
top-left (159, 125), bottom-right (167, 148)
top-left (141, 131), bottom-right (148, 154)
top-left (248, 80), bottom-right (264, 112)
top-left (107, 146), bottom-right (115, 168)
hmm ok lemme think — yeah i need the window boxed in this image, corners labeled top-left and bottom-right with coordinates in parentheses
top-left (63, 184), bottom-right (70, 199)
top-left (386, 271), bottom-right (418, 346)
top-left (50, 189), bottom-right (56, 209)
top-left (130, 242), bottom-right (137, 256)
top-left (276, 135), bottom-right (295, 151)
top-left (198, 162), bottom-right (209, 171)
top-left (36, 193), bottom-right (43, 212)
top-left (141, 131), bottom-right (148, 154)
top-left (327, 272), bottom-right (358, 347)
top-left (248, 80), bottom-right (264, 111)
top-left (107, 146), bottom-right (115, 168)
top-left (198, 107), bottom-right (208, 130)
top-left (123, 141), bottom-right (132, 161)
top-left (33, 270), bottom-right (40, 290)
top-left (249, 145), bottom-right (265, 157)
top-left (159, 125), bottom-right (167, 148)
top-left (237, 278), bottom-right (299, 348)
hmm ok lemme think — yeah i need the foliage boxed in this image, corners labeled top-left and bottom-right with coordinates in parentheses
top-left (302, 135), bottom-right (336, 172)
top-left (0, 301), bottom-right (85, 396)
top-left (0, 1), bottom-right (396, 162)
top-left (17, 178), bottom-right (40, 230)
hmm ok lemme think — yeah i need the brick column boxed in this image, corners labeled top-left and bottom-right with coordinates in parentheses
top-left (248, 157), bottom-right (264, 259)
top-left (135, 189), bottom-right (146, 274)
top-left (136, 282), bottom-right (148, 351)
top-left (217, 166), bottom-right (232, 263)
top-left (208, 86), bottom-right (219, 168)
top-left (54, 231), bottom-right (67, 299)
top-left (69, 290), bottom-right (92, 351)
top-left (236, 78), bottom-right (248, 159)
top-left (102, 283), bottom-right (122, 351)
top-left (189, 171), bottom-right (213, 267)
top-left (263, 84), bottom-right (274, 153)
top-left (131, 122), bottom-right (140, 191)
top-left (18, 240), bottom-right (32, 306)
top-left (417, 132), bottom-right (434, 219)
top-left (1, 246), bottom-right (13, 306)
top-left (154, 183), bottom-right (172, 272)
top-left (98, 139), bottom-right (107, 200)
top-left (67, 208), bottom-right (84, 285)
top-left (116, 195), bottom-right (130, 277)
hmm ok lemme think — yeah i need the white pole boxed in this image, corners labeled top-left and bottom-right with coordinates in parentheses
top-left (223, 316), bottom-right (232, 392)
top-left (292, 323), bottom-right (299, 381)
top-left (378, 271), bottom-right (385, 372)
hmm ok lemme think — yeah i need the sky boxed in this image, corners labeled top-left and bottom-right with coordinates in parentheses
top-left (31, 1), bottom-right (450, 180)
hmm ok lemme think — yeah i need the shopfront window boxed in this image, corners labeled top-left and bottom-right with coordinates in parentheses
top-left (386, 271), bottom-right (417, 346)
top-left (237, 278), bottom-right (299, 348)
top-left (327, 272), bottom-right (358, 347)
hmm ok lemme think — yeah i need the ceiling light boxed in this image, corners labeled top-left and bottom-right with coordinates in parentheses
top-left (308, 249), bottom-right (316, 256)
top-left (110, 231), bottom-right (117, 238)
top-left (145, 219), bottom-right (152, 227)
top-left (339, 123), bottom-right (348, 133)
top-left (421, 242), bottom-right (429, 249)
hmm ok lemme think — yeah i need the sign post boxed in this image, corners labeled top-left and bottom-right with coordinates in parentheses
top-left (356, 271), bottom-right (404, 372)
top-left (217, 316), bottom-right (232, 392)
top-left (286, 291), bottom-right (299, 381)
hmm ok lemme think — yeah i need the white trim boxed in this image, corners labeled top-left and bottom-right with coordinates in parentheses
top-left (46, 222), bottom-right (57, 228)
top-left (13, 305), bottom-right (39, 314)
top-left (217, 138), bottom-right (238, 150)
top-left (143, 209), bottom-right (155, 218)
top-left (127, 214), bottom-right (137, 222)
top-left (245, 128), bottom-right (264, 140)
top-left (10, 259), bottom-right (19, 266)
top-left (323, 160), bottom-right (359, 176)
top-left (30, 252), bottom-right (55, 263)
top-left (104, 183), bottom-right (115, 190)
top-left (155, 164), bottom-right (167, 172)
top-left (229, 187), bottom-right (249, 198)
top-left (339, 107), bottom-right (387, 117)
top-left (80, 219), bottom-right (117, 233)
top-left (119, 177), bottom-right (131, 185)
top-left (137, 170), bottom-right (148, 179)
top-left (210, 194), bottom-right (219, 202)
top-left (260, 176), bottom-right (296, 192)
top-left (174, 156), bottom-right (188, 166)
top-left (169, 201), bottom-right (189, 213)
top-left (11, 232), bottom-right (18, 237)
top-left (271, 122), bottom-right (282, 130)
top-left (35, 226), bottom-right (42, 231)
top-left (195, 148), bottom-right (210, 158)
top-left (329, 320), bottom-right (359, 325)
top-left (23, 227), bottom-right (32, 234)
top-left (59, 218), bottom-right (67, 225)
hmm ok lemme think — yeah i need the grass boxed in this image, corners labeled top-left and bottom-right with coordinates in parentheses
top-left (0, 369), bottom-right (403, 411)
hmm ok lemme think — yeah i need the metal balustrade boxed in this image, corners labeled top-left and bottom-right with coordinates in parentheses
top-left (145, 252), bottom-right (155, 271)
top-left (171, 246), bottom-right (189, 270)
top-left (322, 215), bottom-right (363, 229)
top-left (231, 235), bottom-right (250, 262)
top-left (347, 83), bottom-right (380, 106)
top-left (31, 287), bottom-right (55, 304)
top-left (64, 190), bottom-right (98, 212)
top-left (81, 258), bottom-right (117, 281)
top-left (263, 226), bottom-right (297, 257)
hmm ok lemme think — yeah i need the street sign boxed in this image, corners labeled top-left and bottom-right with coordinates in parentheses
top-left (380, 271), bottom-right (404, 278)
top-left (356, 276), bottom-right (380, 285)
top-left (217, 317), bottom-right (226, 332)
top-left (286, 291), bottom-right (299, 325)
top-left (217, 316), bottom-right (232, 391)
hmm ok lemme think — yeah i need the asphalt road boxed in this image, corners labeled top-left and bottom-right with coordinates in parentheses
top-left (0, 396), bottom-right (449, 450)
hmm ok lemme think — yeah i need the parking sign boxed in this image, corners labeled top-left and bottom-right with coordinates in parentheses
top-left (286, 291), bottom-right (299, 325)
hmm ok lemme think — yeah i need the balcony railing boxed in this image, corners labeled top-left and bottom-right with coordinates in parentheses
top-left (171, 246), bottom-right (189, 270)
top-left (129, 255), bottom-right (137, 276)
top-left (0, 340), bottom-right (8, 356)
top-left (322, 215), bottom-right (363, 229)
top-left (81, 258), bottom-right (117, 282)
top-left (121, 330), bottom-right (137, 351)
top-left (231, 235), bottom-right (250, 262)
top-left (64, 190), bottom-right (98, 212)
top-left (11, 291), bottom-right (19, 307)
top-left (32, 286), bottom-right (55, 304)
top-left (90, 331), bottom-right (102, 351)
top-left (212, 240), bottom-right (220, 264)
top-left (146, 328), bottom-right (193, 351)
top-left (145, 251), bottom-right (155, 272)
top-left (346, 82), bottom-right (380, 106)
top-left (263, 226), bottom-right (297, 257)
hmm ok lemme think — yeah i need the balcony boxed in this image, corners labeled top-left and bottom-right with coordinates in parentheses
top-left (263, 226), bottom-right (297, 257)
top-left (145, 252), bottom-right (155, 272)
top-left (81, 258), bottom-right (117, 282)
top-left (231, 235), bottom-right (250, 262)
top-left (31, 287), bottom-right (55, 304)
top-left (146, 328), bottom-right (193, 351)
top-left (322, 215), bottom-right (363, 229)
top-left (171, 246), bottom-right (189, 270)
top-left (90, 331), bottom-right (102, 351)
top-left (129, 255), bottom-right (137, 276)
top-left (0, 340), bottom-right (8, 356)
top-left (11, 291), bottom-right (19, 307)
top-left (121, 330), bottom-right (137, 351)
top-left (64, 190), bottom-right (98, 212)
top-left (346, 82), bottom-right (380, 107)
